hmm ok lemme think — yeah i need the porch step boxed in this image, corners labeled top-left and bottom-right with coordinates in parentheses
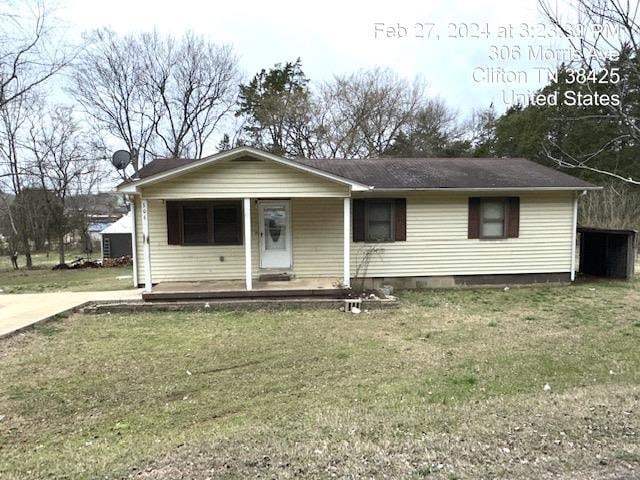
top-left (142, 288), bottom-right (349, 302)
top-left (258, 272), bottom-right (293, 282)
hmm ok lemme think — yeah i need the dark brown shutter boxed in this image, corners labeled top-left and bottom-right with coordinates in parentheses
top-left (468, 197), bottom-right (481, 239)
top-left (394, 198), bottom-right (407, 241)
top-left (352, 199), bottom-right (365, 242)
top-left (507, 197), bottom-right (520, 238)
top-left (166, 201), bottom-right (181, 245)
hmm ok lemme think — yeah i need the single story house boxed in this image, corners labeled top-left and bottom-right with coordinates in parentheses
top-left (117, 146), bottom-right (599, 293)
top-left (100, 212), bottom-right (133, 260)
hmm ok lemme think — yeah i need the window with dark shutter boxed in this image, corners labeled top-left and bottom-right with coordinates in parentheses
top-left (352, 198), bottom-right (406, 243)
top-left (165, 201), bottom-right (242, 246)
top-left (468, 196), bottom-right (520, 240)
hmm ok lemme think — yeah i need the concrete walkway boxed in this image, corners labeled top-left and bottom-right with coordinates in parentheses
top-left (0, 289), bottom-right (142, 337)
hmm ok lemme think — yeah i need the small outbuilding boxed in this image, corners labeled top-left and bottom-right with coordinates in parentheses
top-left (100, 212), bottom-right (133, 260)
top-left (578, 227), bottom-right (637, 280)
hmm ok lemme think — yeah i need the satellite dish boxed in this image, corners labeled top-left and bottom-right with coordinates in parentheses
top-left (111, 150), bottom-right (131, 170)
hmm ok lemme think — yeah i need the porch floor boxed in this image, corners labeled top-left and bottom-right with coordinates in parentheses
top-left (142, 277), bottom-right (350, 301)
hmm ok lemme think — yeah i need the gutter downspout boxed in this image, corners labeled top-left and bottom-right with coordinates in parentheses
top-left (570, 191), bottom-right (581, 282)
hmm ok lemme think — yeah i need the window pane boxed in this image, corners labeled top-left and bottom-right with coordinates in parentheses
top-left (481, 221), bottom-right (504, 238)
top-left (264, 207), bottom-right (286, 250)
top-left (368, 221), bottom-right (391, 241)
top-left (213, 205), bottom-right (240, 244)
top-left (183, 206), bottom-right (209, 244)
top-left (214, 206), bottom-right (237, 224)
top-left (366, 201), bottom-right (393, 241)
top-left (368, 202), bottom-right (391, 222)
top-left (483, 201), bottom-right (505, 220)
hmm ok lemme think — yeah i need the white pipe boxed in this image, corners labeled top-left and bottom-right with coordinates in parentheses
top-left (570, 192), bottom-right (579, 281)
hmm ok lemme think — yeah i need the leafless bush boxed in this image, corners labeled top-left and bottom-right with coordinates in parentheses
top-left (579, 182), bottom-right (640, 232)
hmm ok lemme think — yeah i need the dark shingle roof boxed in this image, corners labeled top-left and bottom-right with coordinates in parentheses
top-left (130, 155), bottom-right (597, 190)
top-left (293, 157), bottom-right (597, 189)
top-left (133, 158), bottom-right (195, 180)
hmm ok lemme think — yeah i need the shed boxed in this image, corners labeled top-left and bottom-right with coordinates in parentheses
top-left (578, 227), bottom-right (637, 280)
top-left (100, 212), bottom-right (133, 259)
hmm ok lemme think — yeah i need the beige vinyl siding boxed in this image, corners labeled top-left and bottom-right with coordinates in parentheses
top-left (144, 199), bottom-right (247, 282)
top-left (141, 158), bottom-right (349, 199)
top-left (135, 190), bottom-right (575, 284)
top-left (350, 191), bottom-right (574, 277)
top-left (137, 198), bottom-right (343, 283)
top-left (291, 198), bottom-right (342, 277)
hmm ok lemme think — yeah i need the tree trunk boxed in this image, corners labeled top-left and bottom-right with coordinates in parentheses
top-left (21, 233), bottom-right (32, 268)
top-left (58, 235), bottom-right (66, 265)
top-left (10, 253), bottom-right (19, 270)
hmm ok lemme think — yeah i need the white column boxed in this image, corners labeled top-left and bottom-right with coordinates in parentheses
top-left (343, 197), bottom-right (351, 288)
top-left (141, 199), bottom-right (152, 292)
top-left (243, 198), bottom-right (252, 290)
top-left (129, 196), bottom-right (139, 288)
top-left (570, 191), bottom-right (579, 281)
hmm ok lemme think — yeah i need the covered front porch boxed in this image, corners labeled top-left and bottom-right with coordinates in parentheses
top-left (134, 195), bottom-right (353, 297)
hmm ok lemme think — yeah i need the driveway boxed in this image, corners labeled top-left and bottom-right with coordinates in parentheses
top-left (0, 289), bottom-right (142, 337)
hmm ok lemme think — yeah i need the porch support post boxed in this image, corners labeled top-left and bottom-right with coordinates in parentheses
top-left (141, 198), bottom-right (152, 292)
top-left (243, 197), bottom-right (252, 290)
top-left (343, 197), bottom-right (351, 288)
top-left (129, 195), bottom-right (139, 288)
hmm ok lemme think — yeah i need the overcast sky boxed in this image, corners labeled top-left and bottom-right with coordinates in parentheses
top-left (60, 0), bottom-right (568, 117)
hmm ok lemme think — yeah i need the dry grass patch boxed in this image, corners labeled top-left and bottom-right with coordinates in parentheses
top-left (0, 279), bottom-right (638, 479)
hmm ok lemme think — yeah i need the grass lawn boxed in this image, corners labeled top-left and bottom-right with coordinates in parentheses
top-left (0, 250), bottom-right (134, 293)
top-left (1, 280), bottom-right (639, 479)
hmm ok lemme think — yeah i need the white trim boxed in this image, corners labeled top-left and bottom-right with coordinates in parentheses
top-left (570, 192), bottom-right (579, 281)
top-left (141, 199), bottom-right (152, 292)
top-left (370, 186), bottom-right (602, 192)
top-left (243, 198), bottom-right (252, 290)
top-left (129, 197), bottom-right (139, 288)
top-left (116, 146), bottom-right (371, 193)
top-left (343, 197), bottom-right (351, 288)
top-left (258, 200), bottom-right (293, 269)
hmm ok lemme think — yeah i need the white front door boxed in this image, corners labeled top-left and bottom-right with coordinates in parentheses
top-left (259, 200), bottom-right (292, 269)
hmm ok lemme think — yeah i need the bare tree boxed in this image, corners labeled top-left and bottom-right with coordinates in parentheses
top-left (315, 68), bottom-right (426, 158)
top-left (538, 0), bottom-right (640, 185)
top-left (141, 31), bottom-right (239, 159)
top-left (0, 0), bottom-right (74, 109)
top-left (71, 29), bottom-right (158, 173)
top-left (71, 29), bottom-right (240, 174)
top-left (23, 105), bottom-right (96, 264)
top-left (0, 92), bottom-right (39, 266)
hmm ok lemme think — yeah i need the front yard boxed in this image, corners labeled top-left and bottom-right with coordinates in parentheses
top-left (1, 280), bottom-right (639, 479)
top-left (0, 251), bottom-right (133, 293)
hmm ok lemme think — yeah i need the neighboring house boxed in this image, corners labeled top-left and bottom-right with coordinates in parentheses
top-left (117, 146), bottom-right (599, 292)
top-left (100, 212), bottom-right (133, 259)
